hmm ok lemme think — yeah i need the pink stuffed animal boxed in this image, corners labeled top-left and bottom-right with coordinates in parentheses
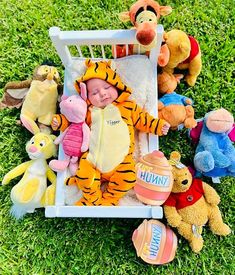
top-left (49, 93), bottom-right (90, 175)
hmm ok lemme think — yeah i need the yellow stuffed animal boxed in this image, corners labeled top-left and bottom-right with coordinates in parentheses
top-left (162, 30), bottom-right (202, 86)
top-left (2, 132), bottom-right (57, 219)
top-left (0, 64), bottom-right (61, 134)
top-left (163, 151), bottom-right (231, 253)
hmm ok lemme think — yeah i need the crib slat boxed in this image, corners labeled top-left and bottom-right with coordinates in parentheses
top-left (125, 44), bottom-right (129, 55)
top-left (113, 45), bottom-right (117, 59)
top-left (76, 45), bottom-right (83, 57)
top-left (101, 45), bottom-right (106, 58)
top-left (88, 45), bottom-right (94, 58)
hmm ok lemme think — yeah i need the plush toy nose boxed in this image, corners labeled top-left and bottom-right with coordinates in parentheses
top-left (47, 71), bottom-right (54, 81)
top-left (28, 146), bottom-right (38, 153)
top-left (136, 28), bottom-right (156, 46)
top-left (181, 180), bottom-right (188, 185)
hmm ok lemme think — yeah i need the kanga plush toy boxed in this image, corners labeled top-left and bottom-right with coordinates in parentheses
top-left (114, 0), bottom-right (172, 67)
top-left (49, 90), bottom-right (90, 176)
top-left (158, 72), bottom-right (197, 130)
top-left (164, 151), bottom-right (231, 253)
top-left (2, 131), bottom-right (57, 219)
top-left (0, 64), bottom-right (61, 134)
top-left (193, 108), bottom-right (235, 178)
top-left (162, 29), bottom-right (202, 86)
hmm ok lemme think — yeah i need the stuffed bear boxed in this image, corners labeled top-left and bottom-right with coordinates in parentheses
top-left (162, 29), bottom-right (202, 86)
top-left (158, 72), bottom-right (197, 130)
top-left (194, 108), bottom-right (235, 178)
top-left (164, 151), bottom-right (231, 253)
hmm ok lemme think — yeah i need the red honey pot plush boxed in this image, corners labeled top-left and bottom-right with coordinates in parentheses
top-left (134, 150), bottom-right (173, 205)
top-left (132, 219), bottom-right (177, 265)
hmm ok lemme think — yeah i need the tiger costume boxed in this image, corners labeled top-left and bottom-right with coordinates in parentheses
top-left (54, 59), bottom-right (167, 206)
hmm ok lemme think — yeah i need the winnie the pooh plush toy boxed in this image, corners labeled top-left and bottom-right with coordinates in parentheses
top-left (158, 72), bottom-right (197, 130)
top-left (163, 151), bottom-right (231, 253)
top-left (162, 29), bottom-right (202, 86)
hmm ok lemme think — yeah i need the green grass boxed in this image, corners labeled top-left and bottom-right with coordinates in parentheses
top-left (0, 0), bottom-right (235, 274)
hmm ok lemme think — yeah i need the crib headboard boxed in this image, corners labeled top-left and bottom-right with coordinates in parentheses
top-left (49, 26), bottom-right (163, 67)
top-left (49, 26), bottom-right (163, 153)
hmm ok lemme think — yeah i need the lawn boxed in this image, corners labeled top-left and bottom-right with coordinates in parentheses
top-left (0, 0), bottom-right (234, 274)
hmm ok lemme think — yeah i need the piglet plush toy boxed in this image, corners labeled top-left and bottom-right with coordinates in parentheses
top-left (49, 93), bottom-right (90, 175)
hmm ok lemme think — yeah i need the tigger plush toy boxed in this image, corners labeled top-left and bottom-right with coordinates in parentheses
top-left (52, 59), bottom-right (170, 206)
top-left (114, 0), bottom-right (172, 67)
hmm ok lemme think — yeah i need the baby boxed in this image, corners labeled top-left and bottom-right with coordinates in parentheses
top-left (54, 59), bottom-right (170, 206)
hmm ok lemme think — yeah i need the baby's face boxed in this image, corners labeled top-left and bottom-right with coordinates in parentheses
top-left (86, 78), bottom-right (118, 108)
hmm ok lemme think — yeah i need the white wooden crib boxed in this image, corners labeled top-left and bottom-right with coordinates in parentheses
top-left (45, 26), bottom-right (164, 218)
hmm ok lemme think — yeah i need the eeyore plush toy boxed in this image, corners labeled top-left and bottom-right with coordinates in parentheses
top-left (193, 108), bottom-right (235, 178)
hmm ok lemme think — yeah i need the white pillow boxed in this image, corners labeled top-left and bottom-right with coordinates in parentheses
top-left (65, 55), bottom-right (156, 112)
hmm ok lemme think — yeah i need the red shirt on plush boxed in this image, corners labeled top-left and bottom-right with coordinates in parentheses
top-left (164, 178), bottom-right (204, 210)
top-left (180, 36), bottom-right (200, 65)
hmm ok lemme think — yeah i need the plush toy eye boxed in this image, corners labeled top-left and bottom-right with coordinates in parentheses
top-left (44, 66), bottom-right (50, 73)
top-left (31, 141), bottom-right (34, 144)
top-left (39, 141), bottom-right (46, 147)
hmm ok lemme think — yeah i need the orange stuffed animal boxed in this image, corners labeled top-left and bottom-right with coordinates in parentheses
top-left (157, 72), bottom-right (197, 130)
top-left (114, 0), bottom-right (172, 67)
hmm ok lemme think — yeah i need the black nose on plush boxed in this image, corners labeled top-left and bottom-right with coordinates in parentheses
top-left (182, 180), bottom-right (188, 185)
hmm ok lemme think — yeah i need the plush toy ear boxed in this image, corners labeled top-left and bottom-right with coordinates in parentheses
top-left (61, 95), bottom-right (68, 101)
top-left (20, 114), bottom-right (40, 135)
top-left (158, 44), bottom-right (170, 67)
top-left (118, 11), bottom-right (131, 22)
top-left (80, 83), bottom-right (87, 101)
top-left (178, 42), bottom-right (190, 53)
top-left (170, 151), bottom-right (181, 162)
top-left (85, 59), bottom-right (93, 67)
top-left (159, 6), bottom-right (172, 16)
top-left (163, 32), bottom-right (168, 41)
top-left (174, 74), bottom-right (184, 84)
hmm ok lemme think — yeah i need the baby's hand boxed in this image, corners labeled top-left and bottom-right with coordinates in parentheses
top-left (162, 122), bottom-right (170, 135)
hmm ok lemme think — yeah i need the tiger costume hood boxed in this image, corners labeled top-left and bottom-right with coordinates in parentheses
top-left (74, 59), bottom-right (132, 104)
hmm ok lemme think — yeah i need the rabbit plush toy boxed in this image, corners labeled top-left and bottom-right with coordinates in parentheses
top-left (49, 93), bottom-right (90, 175)
top-left (2, 132), bottom-right (57, 219)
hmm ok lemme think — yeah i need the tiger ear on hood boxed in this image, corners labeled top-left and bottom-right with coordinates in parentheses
top-left (85, 59), bottom-right (93, 67)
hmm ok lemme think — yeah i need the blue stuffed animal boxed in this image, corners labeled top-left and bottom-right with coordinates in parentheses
top-left (194, 108), bottom-right (235, 178)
